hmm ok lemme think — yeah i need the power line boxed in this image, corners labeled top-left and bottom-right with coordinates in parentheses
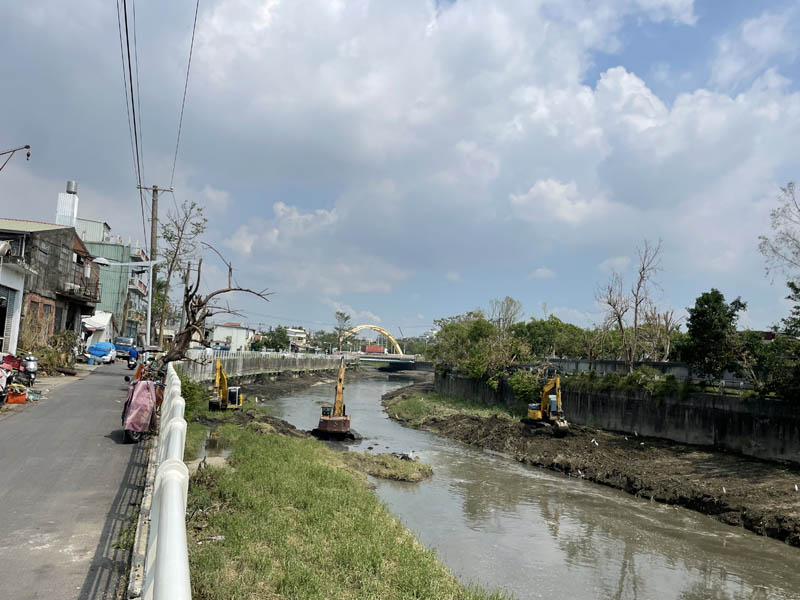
top-left (120, 0), bottom-right (149, 252)
top-left (131, 0), bottom-right (146, 185)
top-left (115, 0), bottom-right (138, 189)
top-left (169, 0), bottom-right (200, 190)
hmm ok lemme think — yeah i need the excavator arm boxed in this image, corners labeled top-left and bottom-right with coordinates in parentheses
top-left (332, 355), bottom-right (345, 417)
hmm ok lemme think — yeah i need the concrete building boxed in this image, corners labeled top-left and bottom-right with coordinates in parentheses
top-left (209, 322), bottom-right (255, 351)
top-left (83, 241), bottom-right (148, 341)
top-left (0, 219), bottom-right (100, 349)
top-left (0, 228), bottom-right (29, 355)
top-left (286, 327), bottom-right (308, 351)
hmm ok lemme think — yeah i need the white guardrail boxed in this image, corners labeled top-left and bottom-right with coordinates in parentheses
top-left (142, 363), bottom-right (191, 600)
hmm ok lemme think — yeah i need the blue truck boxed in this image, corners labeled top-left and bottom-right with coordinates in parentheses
top-left (113, 336), bottom-right (137, 359)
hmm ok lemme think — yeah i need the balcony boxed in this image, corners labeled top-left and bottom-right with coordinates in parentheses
top-left (58, 265), bottom-right (100, 303)
top-left (128, 277), bottom-right (148, 296)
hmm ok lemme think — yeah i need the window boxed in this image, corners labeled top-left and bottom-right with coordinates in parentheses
top-left (29, 301), bottom-right (40, 316)
top-left (43, 304), bottom-right (52, 317)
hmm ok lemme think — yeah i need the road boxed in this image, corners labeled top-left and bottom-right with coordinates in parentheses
top-left (0, 363), bottom-right (147, 600)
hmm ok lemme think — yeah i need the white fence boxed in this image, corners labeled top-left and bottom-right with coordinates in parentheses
top-left (178, 349), bottom-right (358, 382)
top-left (142, 363), bottom-right (191, 600)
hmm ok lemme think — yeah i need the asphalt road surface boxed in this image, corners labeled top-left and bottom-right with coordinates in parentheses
top-left (0, 363), bottom-right (147, 600)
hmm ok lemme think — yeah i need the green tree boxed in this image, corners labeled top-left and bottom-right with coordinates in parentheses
top-left (335, 311), bottom-right (352, 350)
top-left (682, 289), bottom-right (746, 380)
top-left (254, 326), bottom-right (289, 351)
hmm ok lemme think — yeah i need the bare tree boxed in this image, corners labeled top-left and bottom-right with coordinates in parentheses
top-left (157, 200), bottom-right (207, 346)
top-left (597, 271), bottom-right (631, 369)
top-left (629, 239), bottom-right (662, 364)
top-left (488, 296), bottom-right (523, 332)
top-left (759, 182), bottom-right (800, 278)
top-left (162, 250), bottom-right (271, 363)
top-left (581, 323), bottom-right (609, 372)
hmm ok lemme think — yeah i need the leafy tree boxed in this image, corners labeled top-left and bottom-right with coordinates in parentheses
top-left (682, 289), bottom-right (746, 380)
top-left (780, 281), bottom-right (800, 336)
top-left (428, 310), bottom-right (529, 381)
top-left (758, 182), bottom-right (800, 278)
top-left (335, 311), bottom-right (351, 350)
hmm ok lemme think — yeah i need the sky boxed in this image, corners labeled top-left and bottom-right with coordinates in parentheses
top-left (2, 0), bottom-right (800, 337)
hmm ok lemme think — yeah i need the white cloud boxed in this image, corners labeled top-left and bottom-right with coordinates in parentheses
top-left (710, 7), bottom-right (799, 90)
top-left (531, 267), bottom-right (556, 279)
top-left (598, 256), bottom-right (631, 273)
top-left (201, 185), bottom-right (232, 212)
top-left (322, 298), bottom-right (381, 324)
top-left (445, 271), bottom-right (461, 283)
top-left (510, 179), bottom-right (616, 226)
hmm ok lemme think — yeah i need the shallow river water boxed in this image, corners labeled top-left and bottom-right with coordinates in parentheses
top-left (251, 375), bottom-right (800, 600)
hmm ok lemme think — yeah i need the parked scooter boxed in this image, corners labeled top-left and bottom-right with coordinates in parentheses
top-left (17, 354), bottom-right (38, 387)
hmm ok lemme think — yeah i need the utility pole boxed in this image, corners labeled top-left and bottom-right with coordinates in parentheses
top-left (137, 184), bottom-right (172, 345)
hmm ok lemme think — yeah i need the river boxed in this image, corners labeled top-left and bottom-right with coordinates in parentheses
top-left (248, 374), bottom-right (800, 600)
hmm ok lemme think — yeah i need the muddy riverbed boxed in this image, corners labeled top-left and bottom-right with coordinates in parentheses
top-left (384, 382), bottom-right (800, 547)
top-left (250, 374), bottom-right (800, 600)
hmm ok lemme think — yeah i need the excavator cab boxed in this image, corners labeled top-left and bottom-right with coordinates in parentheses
top-left (209, 360), bottom-right (243, 410)
top-left (524, 373), bottom-right (569, 437)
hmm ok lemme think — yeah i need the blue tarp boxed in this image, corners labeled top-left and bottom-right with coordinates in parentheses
top-left (88, 342), bottom-right (115, 357)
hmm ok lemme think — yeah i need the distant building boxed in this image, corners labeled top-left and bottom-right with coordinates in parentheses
top-left (209, 322), bottom-right (255, 351)
top-left (286, 327), bottom-right (308, 351)
top-left (83, 241), bottom-right (149, 341)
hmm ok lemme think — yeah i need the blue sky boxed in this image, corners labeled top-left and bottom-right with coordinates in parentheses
top-left (2, 0), bottom-right (800, 337)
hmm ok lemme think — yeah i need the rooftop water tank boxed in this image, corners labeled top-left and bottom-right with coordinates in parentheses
top-left (66, 180), bottom-right (78, 194)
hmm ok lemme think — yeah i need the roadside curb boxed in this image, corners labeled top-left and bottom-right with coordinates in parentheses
top-left (127, 434), bottom-right (159, 599)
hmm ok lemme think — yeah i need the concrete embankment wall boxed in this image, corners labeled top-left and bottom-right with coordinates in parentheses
top-left (434, 371), bottom-right (800, 464)
top-left (176, 351), bottom-right (359, 383)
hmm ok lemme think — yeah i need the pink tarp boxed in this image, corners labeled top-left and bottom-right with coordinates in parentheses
top-left (122, 380), bottom-right (157, 432)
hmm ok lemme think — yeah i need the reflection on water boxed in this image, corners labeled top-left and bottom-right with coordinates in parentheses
top-left (251, 376), bottom-right (800, 600)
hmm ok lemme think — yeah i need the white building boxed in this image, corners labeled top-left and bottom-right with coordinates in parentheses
top-left (210, 322), bottom-right (255, 351)
top-left (0, 227), bottom-right (33, 356)
top-left (286, 327), bottom-right (308, 350)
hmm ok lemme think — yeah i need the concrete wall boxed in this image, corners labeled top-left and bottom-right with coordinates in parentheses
top-left (177, 350), bottom-right (359, 382)
top-left (434, 371), bottom-right (800, 464)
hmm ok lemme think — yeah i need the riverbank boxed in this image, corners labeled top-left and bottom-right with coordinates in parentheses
top-left (180, 373), bottom-right (501, 599)
top-left (383, 382), bottom-right (800, 547)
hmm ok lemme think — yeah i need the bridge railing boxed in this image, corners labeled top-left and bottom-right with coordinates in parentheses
top-left (178, 350), bottom-right (358, 381)
top-left (142, 363), bottom-right (191, 600)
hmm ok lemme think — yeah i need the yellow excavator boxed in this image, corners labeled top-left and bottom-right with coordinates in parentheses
top-left (209, 359), bottom-right (243, 411)
top-left (311, 355), bottom-right (352, 439)
top-left (523, 374), bottom-right (569, 437)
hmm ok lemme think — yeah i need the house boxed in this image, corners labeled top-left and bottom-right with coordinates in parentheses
top-left (83, 240), bottom-right (149, 342)
top-left (286, 327), bottom-right (308, 351)
top-left (209, 322), bottom-right (255, 351)
top-left (0, 227), bottom-right (30, 354)
top-left (0, 218), bottom-right (100, 349)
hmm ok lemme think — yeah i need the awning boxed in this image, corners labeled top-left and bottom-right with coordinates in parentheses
top-left (82, 310), bottom-right (113, 332)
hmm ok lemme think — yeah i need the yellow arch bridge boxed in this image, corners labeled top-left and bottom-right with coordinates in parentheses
top-left (340, 325), bottom-right (421, 369)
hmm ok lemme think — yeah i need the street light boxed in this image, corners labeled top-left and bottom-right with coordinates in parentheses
top-left (0, 145), bottom-right (31, 173)
top-left (92, 257), bottom-right (164, 346)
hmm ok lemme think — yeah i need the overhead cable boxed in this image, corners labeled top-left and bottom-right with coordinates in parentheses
top-left (169, 0), bottom-right (201, 191)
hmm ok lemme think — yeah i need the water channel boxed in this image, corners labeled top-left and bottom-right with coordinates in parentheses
top-left (246, 374), bottom-right (800, 600)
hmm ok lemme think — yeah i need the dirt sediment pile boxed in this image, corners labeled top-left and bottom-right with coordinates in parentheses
top-left (384, 383), bottom-right (800, 547)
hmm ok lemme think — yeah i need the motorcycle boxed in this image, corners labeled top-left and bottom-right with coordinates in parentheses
top-left (127, 355), bottom-right (138, 370)
top-left (17, 354), bottom-right (38, 387)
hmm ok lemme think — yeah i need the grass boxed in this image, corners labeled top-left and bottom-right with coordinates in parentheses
top-left (184, 422), bottom-right (208, 462)
top-left (113, 508), bottom-right (140, 550)
top-left (338, 451), bottom-right (433, 482)
top-left (385, 391), bottom-right (523, 427)
top-left (187, 425), bottom-right (506, 600)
